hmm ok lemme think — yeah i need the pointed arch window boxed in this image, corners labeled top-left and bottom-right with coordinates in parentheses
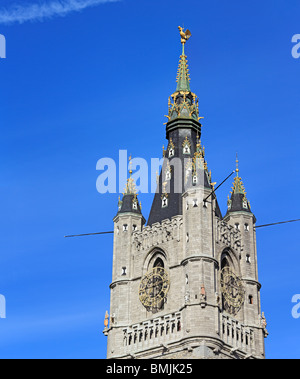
top-left (182, 137), bottom-right (191, 155)
top-left (183, 145), bottom-right (190, 155)
top-left (165, 162), bottom-right (172, 181)
top-left (169, 148), bottom-right (174, 158)
top-left (161, 194), bottom-right (168, 208)
top-left (132, 194), bottom-right (138, 210)
top-left (153, 257), bottom-right (164, 269)
top-left (242, 195), bottom-right (248, 209)
top-left (221, 257), bottom-right (230, 270)
top-left (220, 252), bottom-right (244, 316)
top-left (168, 139), bottom-right (175, 158)
top-left (152, 257), bottom-right (165, 312)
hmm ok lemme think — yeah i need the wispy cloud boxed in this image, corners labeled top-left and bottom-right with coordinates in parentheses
top-left (0, 0), bottom-right (119, 25)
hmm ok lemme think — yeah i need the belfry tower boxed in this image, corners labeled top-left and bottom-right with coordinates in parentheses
top-left (104, 27), bottom-right (268, 359)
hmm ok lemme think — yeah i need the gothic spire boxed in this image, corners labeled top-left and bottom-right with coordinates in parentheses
top-left (176, 43), bottom-right (191, 92)
top-left (226, 155), bottom-right (252, 214)
top-left (117, 156), bottom-right (143, 216)
top-left (165, 26), bottom-right (202, 124)
top-left (148, 26), bottom-right (217, 226)
top-left (123, 155), bottom-right (136, 195)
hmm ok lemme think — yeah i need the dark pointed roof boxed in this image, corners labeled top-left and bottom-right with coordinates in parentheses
top-left (116, 157), bottom-right (144, 219)
top-left (117, 193), bottom-right (143, 215)
top-left (147, 129), bottom-right (222, 225)
top-left (147, 27), bottom-right (222, 225)
top-left (225, 156), bottom-right (252, 216)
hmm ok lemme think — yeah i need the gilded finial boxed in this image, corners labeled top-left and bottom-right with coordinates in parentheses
top-left (129, 154), bottom-right (133, 176)
top-left (123, 154), bottom-right (137, 195)
top-left (228, 154), bottom-right (251, 212)
top-left (230, 154), bottom-right (249, 201)
top-left (235, 153), bottom-right (239, 177)
top-left (169, 26), bottom-right (201, 122)
top-left (178, 26), bottom-right (192, 47)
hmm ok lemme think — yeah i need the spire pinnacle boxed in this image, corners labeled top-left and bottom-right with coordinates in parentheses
top-left (166, 27), bottom-right (201, 123)
top-left (235, 153), bottom-right (239, 177)
top-left (117, 155), bottom-right (145, 219)
top-left (176, 26), bottom-right (192, 92)
top-left (226, 156), bottom-right (252, 214)
top-left (176, 54), bottom-right (191, 92)
top-left (231, 159), bottom-right (246, 196)
top-left (123, 155), bottom-right (136, 195)
top-left (129, 154), bottom-right (133, 176)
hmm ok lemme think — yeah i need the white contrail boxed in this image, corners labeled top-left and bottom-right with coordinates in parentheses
top-left (0, 0), bottom-right (120, 24)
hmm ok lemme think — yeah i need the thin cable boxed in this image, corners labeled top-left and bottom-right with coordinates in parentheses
top-left (64, 231), bottom-right (113, 238)
top-left (203, 171), bottom-right (235, 203)
top-left (255, 219), bottom-right (300, 229)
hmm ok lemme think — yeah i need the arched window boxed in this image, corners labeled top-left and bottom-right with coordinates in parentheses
top-left (142, 249), bottom-right (169, 314)
top-left (183, 144), bottom-right (190, 155)
top-left (161, 195), bottom-right (168, 208)
top-left (154, 257), bottom-right (164, 269)
top-left (221, 256), bottom-right (230, 270)
top-left (150, 256), bottom-right (166, 312)
top-left (220, 250), bottom-right (244, 316)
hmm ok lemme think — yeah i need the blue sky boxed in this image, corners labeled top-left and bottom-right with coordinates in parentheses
top-left (0, 0), bottom-right (299, 359)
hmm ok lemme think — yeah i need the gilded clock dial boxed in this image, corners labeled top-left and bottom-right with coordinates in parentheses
top-left (139, 267), bottom-right (170, 311)
top-left (220, 266), bottom-right (245, 315)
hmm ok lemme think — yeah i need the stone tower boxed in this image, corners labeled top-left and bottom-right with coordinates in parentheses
top-left (104, 28), bottom-right (268, 359)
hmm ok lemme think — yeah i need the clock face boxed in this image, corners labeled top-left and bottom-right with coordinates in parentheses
top-left (220, 266), bottom-right (245, 315)
top-left (139, 266), bottom-right (170, 311)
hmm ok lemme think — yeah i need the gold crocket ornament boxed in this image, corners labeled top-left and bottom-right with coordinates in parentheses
top-left (178, 26), bottom-right (192, 45)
